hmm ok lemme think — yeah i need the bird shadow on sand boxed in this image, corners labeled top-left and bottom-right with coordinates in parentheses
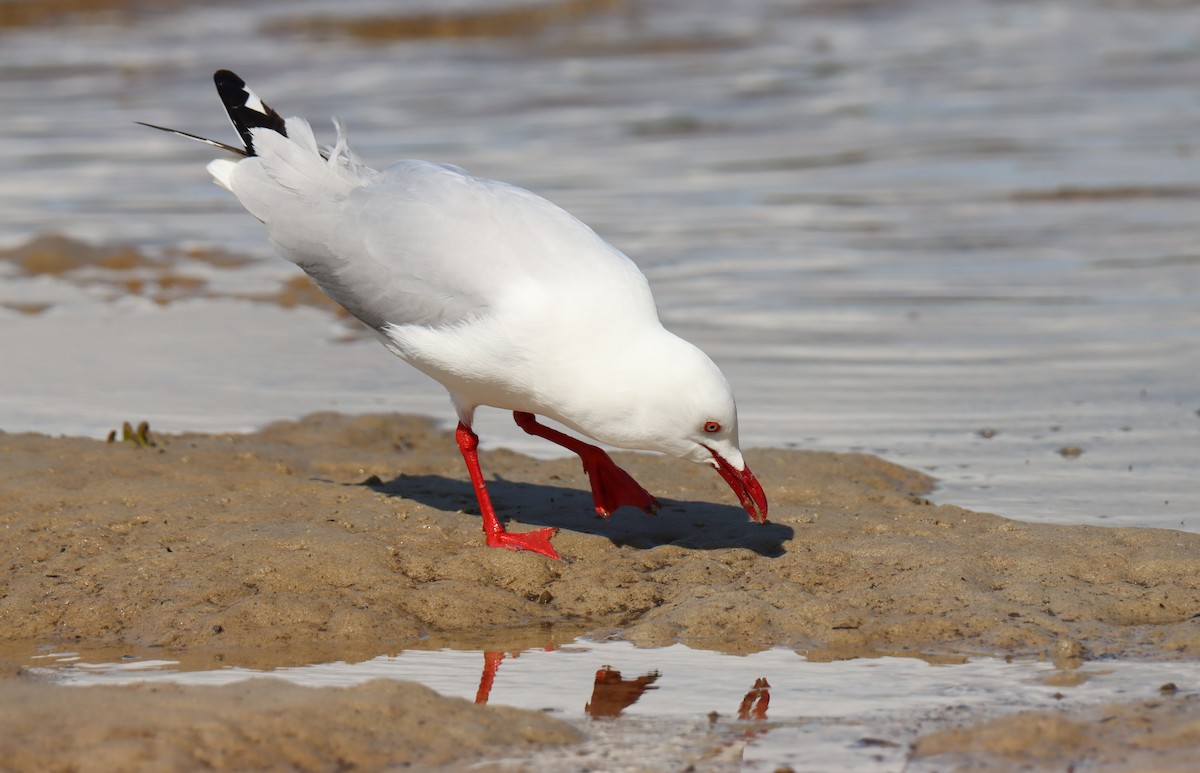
top-left (362, 474), bottom-right (793, 558)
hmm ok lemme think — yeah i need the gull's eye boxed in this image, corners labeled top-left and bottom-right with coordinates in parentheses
top-left (703, 421), bottom-right (721, 433)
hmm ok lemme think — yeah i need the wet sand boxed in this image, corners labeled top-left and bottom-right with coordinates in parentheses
top-left (1, 412), bottom-right (1198, 770)
top-left (913, 691), bottom-right (1200, 773)
top-left (0, 679), bottom-right (579, 773)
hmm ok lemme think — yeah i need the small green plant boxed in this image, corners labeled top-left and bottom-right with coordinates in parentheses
top-left (107, 420), bottom-right (161, 447)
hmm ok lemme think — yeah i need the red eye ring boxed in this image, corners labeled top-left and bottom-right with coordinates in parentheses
top-left (703, 421), bottom-right (721, 433)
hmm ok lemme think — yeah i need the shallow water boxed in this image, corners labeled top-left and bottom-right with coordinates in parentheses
top-left (26, 637), bottom-right (1200, 771)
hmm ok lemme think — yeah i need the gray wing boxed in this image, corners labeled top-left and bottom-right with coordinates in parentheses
top-left (310, 160), bottom-right (654, 331)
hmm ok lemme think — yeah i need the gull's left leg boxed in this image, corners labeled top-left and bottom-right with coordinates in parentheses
top-left (456, 422), bottom-right (559, 559)
top-left (513, 412), bottom-right (659, 518)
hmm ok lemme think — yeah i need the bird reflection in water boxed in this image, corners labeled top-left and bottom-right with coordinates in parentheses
top-left (473, 651), bottom-right (661, 718)
top-left (472, 649), bottom-right (770, 729)
top-left (585, 666), bottom-right (661, 719)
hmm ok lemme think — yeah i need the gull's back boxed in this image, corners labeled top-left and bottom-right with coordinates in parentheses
top-left (210, 120), bottom-right (659, 334)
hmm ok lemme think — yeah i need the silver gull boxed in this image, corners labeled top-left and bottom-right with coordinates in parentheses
top-left (140, 70), bottom-right (768, 560)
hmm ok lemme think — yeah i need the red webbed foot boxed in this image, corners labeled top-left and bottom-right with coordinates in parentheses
top-left (456, 421), bottom-right (561, 560)
top-left (576, 446), bottom-right (659, 518)
top-left (513, 411), bottom-right (658, 518)
top-left (486, 526), bottom-right (561, 560)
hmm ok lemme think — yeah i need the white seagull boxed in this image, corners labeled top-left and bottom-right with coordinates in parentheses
top-left (141, 70), bottom-right (768, 559)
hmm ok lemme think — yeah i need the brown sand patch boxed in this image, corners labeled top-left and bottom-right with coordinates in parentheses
top-left (0, 0), bottom-right (235, 30)
top-left (167, 244), bottom-right (255, 269)
top-left (269, 0), bottom-right (625, 42)
top-left (0, 233), bottom-right (147, 275)
top-left (1010, 184), bottom-right (1200, 202)
top-left (0, 302), bottom-right (51, 315)
top-left (0, 233), bottom-right (361, 326)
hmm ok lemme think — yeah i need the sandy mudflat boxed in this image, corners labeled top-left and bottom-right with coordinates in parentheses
top-left (912, 691), bottom-right (1200, 773)
top-left (0, 679), bottom-right (579, 773)
top-left (2, 412), bottom-right (1198, 770)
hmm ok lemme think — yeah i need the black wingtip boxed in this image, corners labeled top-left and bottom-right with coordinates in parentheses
top-left (213, 69), bottom-right (287, 156)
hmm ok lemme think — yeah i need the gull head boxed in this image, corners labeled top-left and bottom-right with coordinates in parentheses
top-left (579, 333), bottom-right (769, 523)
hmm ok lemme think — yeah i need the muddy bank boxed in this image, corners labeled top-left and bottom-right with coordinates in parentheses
top-left (2, 411), bottom-right (1197, 661)
top-left (0, 677), bottom-right (578, 772)
top-left (3, 411), bottom-right (1200, 771)
top-left (913, 691), bottom-right (1200, 772)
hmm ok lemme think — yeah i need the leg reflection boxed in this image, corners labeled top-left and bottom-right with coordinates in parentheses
top-left (474, 651), bottom-right (507, 705)
top-left (737, 677), bottom-right (771, 721)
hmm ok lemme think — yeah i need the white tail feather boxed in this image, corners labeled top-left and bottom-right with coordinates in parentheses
top-left (207, 158), bottom-right (238, 192)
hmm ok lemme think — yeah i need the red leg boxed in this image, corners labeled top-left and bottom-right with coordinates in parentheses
top-left (474, 651), bottom-right (505, 705)
top-left (456, 422), bottom-right (559, 559)
top-left (513, 412), bottom-right (659, 518)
